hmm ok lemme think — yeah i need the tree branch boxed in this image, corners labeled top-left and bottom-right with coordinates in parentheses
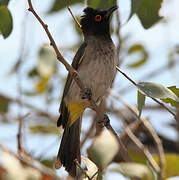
top-left (67, 7), bottom-right (81, 29)
top-left (116, 66), bottom-right (177, 118)
top-left (74, 159), bottom-right (91, 180)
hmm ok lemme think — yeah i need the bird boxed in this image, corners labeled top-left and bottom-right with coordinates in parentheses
top-left (55, 5), bottom-right (118, 177)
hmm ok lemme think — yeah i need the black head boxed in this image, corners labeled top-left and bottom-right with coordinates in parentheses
top-left (80, 6), bottom-right (118, 38)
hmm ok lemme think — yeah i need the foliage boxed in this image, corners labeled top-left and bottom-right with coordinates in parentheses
top-left (49, 0), bottom-right (83, 13)
top-left (129, 0), bottom-right (163, 28)
top-left (0, 95), bottom-right (10, 113)
top-left (137, 82), bottom-right (179, 116)
top-left (0, 6), bottom-right (12, 38)
top-left (87, 0), bottom-right (117, 9)
top-left (154, 153), bottom-right (179, 179)
top-left (127, 44), bottom-right (148, 68)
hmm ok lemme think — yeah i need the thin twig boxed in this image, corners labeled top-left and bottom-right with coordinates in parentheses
top-left (120, 119), bottom-right (142, 140)
top-left (151, 97), bottom-right (176, 118)
top-left (116, 7), bottom-right (122, 66)
top-left (119, 60), bottom-right (179, 95)
top-left (116, 66), bottom-right (137, 86)
top-left (16, 12), bottom-right (28, 155)
top-left (17, 113), bottom-right (30, 155)
top-left (116, 66), bottom-right (176, 118)
top-left (74, 159), bottom-right (91, 180)
top-left (67, 6), bottom-right (81, 29)
top-left (105, 123), bottom-right (132, 162)
top-left (27, 0), bottom-right (131, 163)
top-left (91, 170), bottom-right (99, 179)
top-left (142, 119), bottom-right (165, 180)
top-left (17, 117), bottom-right (23, 154)
top-left (121, 119), bottom-right (160, 173)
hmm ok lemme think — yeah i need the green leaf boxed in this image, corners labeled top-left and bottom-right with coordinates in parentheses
top-left (23, 91), bottom-right (37, 96)
top-left (128, 0), bottom-right (142, 20)
top-left (35, 77), bottom-right (49, 94)
top-left (161, 86), bottom-right (179, 108)
top-left (154, 153), bottom-right (179, 179)
top-left (129, 151), bottom-right (147, 165)
top-left (8, 60), bottom-right (22, 75)
top-left (87, 0), bottom-right (117, 9)
top-left (40, 159), bottom-right (54, 169)
top-left (73, 16), bottom-right (82, 37)
top-left (30, 125), bottom-right (59, 134)
top-left (137, 90), bottom-right (146, 118)
top-left (136, 0), bottom-right (163, 29)
top-left (108, 163), bottom-right (154, 180)
top-left (28, 67), bottom-right (39, 78)
top-left (127, 44), bottom-right (148, 68)
top-left (88, 130), bottom-right (119, 169)
top-left (0, 0), bottom-right (10, 6)
top-left (0, 95), bottom-right (10, 113)
top-left (0, 6), bottom-right (13, 38)
top-left (137, 82), bottom-right (179, 103)
top-left (49, 0), bottom-right (83, 13)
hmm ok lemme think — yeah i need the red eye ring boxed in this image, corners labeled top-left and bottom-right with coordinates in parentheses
top-left (95, 14), bottom-right (102, 22)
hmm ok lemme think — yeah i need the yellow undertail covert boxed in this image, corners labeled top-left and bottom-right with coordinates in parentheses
top-left (67, 103), bottom-right (87, 126)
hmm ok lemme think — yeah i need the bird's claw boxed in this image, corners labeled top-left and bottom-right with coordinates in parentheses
top-left (80, 87), bottom-right (92, 100)
top-left (97, 114), bottom-right (110, 127)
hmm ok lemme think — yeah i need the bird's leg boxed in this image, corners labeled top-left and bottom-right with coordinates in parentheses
top-left (97, 114), bottom-right (110, 127)
top-left (80, 87), bottom-right (92, 100)
top-left (71, 70), bottom-right (92, 100)
top-left (103, 114), bottom-right (110, 126)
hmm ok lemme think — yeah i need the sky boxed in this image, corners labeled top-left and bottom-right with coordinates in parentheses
top-left (0, 0), bottom-right (179, 179)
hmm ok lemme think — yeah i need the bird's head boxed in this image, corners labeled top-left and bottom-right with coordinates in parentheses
top-left (80, 6), bottom-right (118, 38)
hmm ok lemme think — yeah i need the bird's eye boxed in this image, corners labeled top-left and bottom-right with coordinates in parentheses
top-left (94, 14), bottom-right (102, 22)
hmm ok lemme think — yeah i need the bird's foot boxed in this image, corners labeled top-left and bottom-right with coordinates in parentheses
top-left (80, 87), bottom-right (92, 100)
top-left (97, 114), bottom-right (110, 127)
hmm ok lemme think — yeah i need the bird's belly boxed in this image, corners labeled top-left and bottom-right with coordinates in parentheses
top-left (85, 60), bottom-right (114, 101)
top-left (65, 46), bottom-right (116, 105)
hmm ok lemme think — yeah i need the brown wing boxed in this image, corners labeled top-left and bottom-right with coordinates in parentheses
top-left (57, 42), bottom-right (87, 127)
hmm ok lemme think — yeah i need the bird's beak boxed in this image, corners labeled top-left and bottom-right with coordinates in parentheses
top-left (105, 5), bottom-right (118, 18)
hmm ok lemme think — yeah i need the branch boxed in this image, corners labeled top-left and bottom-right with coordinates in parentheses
top-left (124, 124), bottom-right (160, 172)
top-left (116, 7), bottom-right (122, 66)
top-left (116, 66), bottom-right (177, 118)
top-left (119, 60), bottom-right (179, 95)
top-left (67, 7), bottom-right (81, 29)
top-left (74, 159), bottom-right (91, 180)
top-left (27, 0), bottom-right (131, 163)
top-left (142, 119), bottom-right (165, 180)
top-left (17, 113), bottom-right (30, 155)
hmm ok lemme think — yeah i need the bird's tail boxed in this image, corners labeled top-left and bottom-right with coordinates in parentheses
top-left (56, 115), bottom-right (81, 177)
